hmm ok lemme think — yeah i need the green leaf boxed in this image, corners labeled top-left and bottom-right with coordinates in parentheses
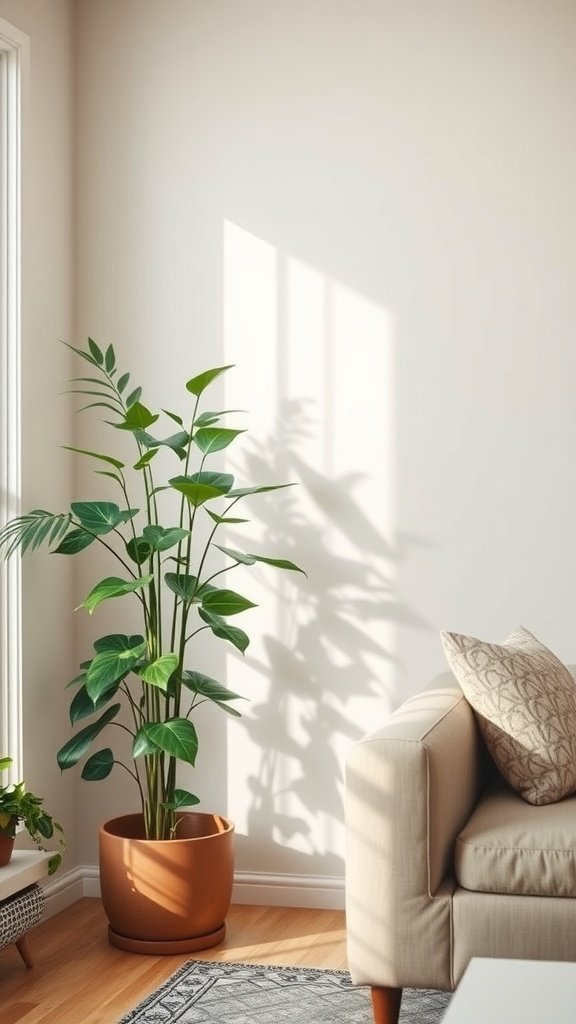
top-left (54, 528), bottom-right (95, 555)
top-left (71, 501), bottom-right (127, 535)
top-left (169, 471), bottom-right (234, 506)
top-left (116, 402), bottom-right (159, 431)
top-left (66, 669), bottom-right (88, 688)
top-left (78, 400), bottom-right (124, 416)
top-left (117, 509), bottom-right (139, 526)
top-left (163, 409), bottom-right (183, 427)
top-left (169, 476), bottom-right (226, 507)
top-left (198, 608), bottom-right (250, 653)
top-left (191, 471), bottom-right (235, 492)
top-left (68, 670), bottom-right (91, 689)
top-left (70, 683), bottom-right (120, 724)
top-left (104, 344), bottom-right (116, 373)
top-left (193, 412), bottom-right (220, 427)
top-left (179, 483), bottom-right (222, 506)
top-left (249, 553), bottom-right (307, 574)
top-left (56, 703), bottom-right (121, 770)
top-left (214, 701), bottom-right (242, 718)
top-left (133, 449), bottom-right (158, 470)
top-left (213, 545), bottom-right (255, 566)
top-left (205, 510), bottom-right (249, 526)
top-left (126, 386), bottom-right (142, 408)
top-left (181, 670), bottom-right (243, 703)
top-left (35, 815), bottom-right (54, 840)
top-left (142, 525), bottom-right (188, 552)
top-left (95, 470), bottom-right (125, 487)
top-left (0, 511), bottom-right (71, 559)
top-left (78, 575), bottom-right (153, 615)
top-left (35, 514), bottom-right (70, 553)
top-left (94, 633), bottom-right (146, 653)
top-left (126, 536), bottom-right (152, 565)
top-left (81, 748), bottom-right (114, 781)
top-left (215, 545), bottom-right (307, 575)
top-left (47, 853), bottom-right (63, 875)
top-left (88, 337), bottom-right (104, 365)
top-left (137, 430), bottom-right (190, 455)
top-left (164, 572), bottom-right (198, 602)
top-left (31, 515), bottom-right (60, 550)
top-left (60, 446), bottom-right (125, 471)
top-left (132, 725), bottom-right (160, 758)
top-left (85, 637), bottom-right (147, 701)
top-left (146, 719), bottom-right (198, 765)
top-left (61, 340), bottom-right (100, 369)
top-left (140, 654), bottom-right (178, 691)
top-left (163, 788), bottom-right (200, 810)
top-left (201, 587), bottom-right (257, 616)
top-left (193, 408), bottom-right (244, 428)
top-left (227, 483), bottom-right (295, 498)
top-left (67, 375), bottom-right (118, 392)
top-left (185, 365), bottom-right (234, 397)
top-left (49, 515), bottom-right (71, 545)
top-left (117, 372), bottom-right (130, 393)
top-left (193, 427), bottom-right (245, 455)
top-left (66, 388), bottom-right (122, 406)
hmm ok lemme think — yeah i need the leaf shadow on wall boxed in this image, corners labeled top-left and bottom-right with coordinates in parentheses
top-left (226, 398), bottom-right (425, 877)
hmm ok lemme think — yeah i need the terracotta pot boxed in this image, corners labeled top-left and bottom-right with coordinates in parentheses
top-left (0, 832), bottom-right (15, 867)
top-left (99, 811), bottom-right (235, 954)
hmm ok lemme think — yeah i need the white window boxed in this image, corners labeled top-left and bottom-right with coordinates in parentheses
top-left (0, 19), bottom-right (26, 780)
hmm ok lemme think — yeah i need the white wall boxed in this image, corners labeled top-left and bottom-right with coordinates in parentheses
top-left (0, 0), bottom-right (76, 866)
top-left (68, 0), bottom-right (576, 891)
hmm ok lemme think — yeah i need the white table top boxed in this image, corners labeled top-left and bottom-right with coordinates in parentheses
top-left (442, 958), bottom-right (576, 1023)
top-left (0, 849), bottom-right (51, 900)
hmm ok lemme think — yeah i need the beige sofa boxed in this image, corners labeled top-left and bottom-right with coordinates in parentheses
top-left (345, 674), bottom-right (576, 1024)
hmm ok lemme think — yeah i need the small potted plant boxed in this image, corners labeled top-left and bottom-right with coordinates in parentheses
top-left (0, 757), bottom-right (65, 873)
top-left (0, 339), bottom-right (304, 952)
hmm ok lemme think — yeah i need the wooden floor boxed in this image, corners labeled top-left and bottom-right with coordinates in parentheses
top-left (1, 899), bottom-right (348, 1024)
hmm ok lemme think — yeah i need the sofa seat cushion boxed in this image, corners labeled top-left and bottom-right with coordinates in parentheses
top-left (455, 783), bottom-right (576, 898)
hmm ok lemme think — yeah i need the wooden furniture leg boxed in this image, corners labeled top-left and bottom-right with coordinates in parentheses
top-left (15, 935), bottom-right (33, 968)
top-left (0, 882), bottom-right (44, 968)
top-left (371, 986), bottom-right (402, 1024)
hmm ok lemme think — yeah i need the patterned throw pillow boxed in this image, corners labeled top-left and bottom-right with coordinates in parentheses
top-left (440, 626), bottom-right (576, 805)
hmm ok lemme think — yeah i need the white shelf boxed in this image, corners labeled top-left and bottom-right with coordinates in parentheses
top-left (0, 850), bottom-right (51, 901)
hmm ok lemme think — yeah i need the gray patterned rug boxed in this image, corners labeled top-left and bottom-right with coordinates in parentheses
top-left (119, 960), bottom-right (452, 1023)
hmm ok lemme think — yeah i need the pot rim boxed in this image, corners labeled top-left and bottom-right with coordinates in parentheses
top-left (100, 811), bottom-right (235, 842)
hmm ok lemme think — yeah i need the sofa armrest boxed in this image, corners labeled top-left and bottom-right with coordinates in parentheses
top-left (345, 673), bottom-right (484, 990)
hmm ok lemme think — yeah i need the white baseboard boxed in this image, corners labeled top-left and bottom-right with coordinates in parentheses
top-left (81, 864), bottom-right (101, 898)
top-left (41, 865), bottom-right (85, 918)
top-left (43, 865), bottom-right (345, 913)
top-left (232, 871), bottom-right (345, 910)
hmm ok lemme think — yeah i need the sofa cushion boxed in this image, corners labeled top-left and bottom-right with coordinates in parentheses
top-left (440, 626), bottom-right (576, 805)
top-left (455, 783), bottom-right (576, 898)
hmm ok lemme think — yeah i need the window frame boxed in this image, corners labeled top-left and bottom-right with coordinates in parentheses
top-left (0, 18), bottom-right (27, 780)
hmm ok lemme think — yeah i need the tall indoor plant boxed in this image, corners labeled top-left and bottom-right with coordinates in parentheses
top-left (0, 339), bottom-right (304, 951)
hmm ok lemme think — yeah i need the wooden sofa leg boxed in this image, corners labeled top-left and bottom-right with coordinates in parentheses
top-left (15, 935), bottom-right (34, 968)
top-left (371, 986), bottom-right (402, 1024)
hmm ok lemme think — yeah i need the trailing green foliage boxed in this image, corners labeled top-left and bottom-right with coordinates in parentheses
top-left (0, 758), bottom-right (65, 874)
top-left (0, 340), bottom-right (305, 840)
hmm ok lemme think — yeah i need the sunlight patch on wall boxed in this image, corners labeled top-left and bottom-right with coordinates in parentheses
top-left (223, 222), bottom-right (278, 430)
top-left (222, 219), bottom-right (395, 868)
